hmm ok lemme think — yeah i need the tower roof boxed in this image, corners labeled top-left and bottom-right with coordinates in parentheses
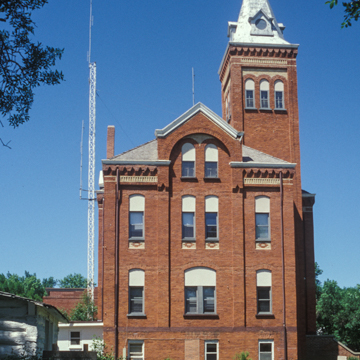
top-left (227, 0), bottom-right (295, 46)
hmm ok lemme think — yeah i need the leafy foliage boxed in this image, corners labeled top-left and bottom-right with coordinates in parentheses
top-left (0, 271), bottom-right (46, 301)
top-left (317, 279), bottom-right (360, 351)
top-left (325, 0), bottom-right (360, 27)
top-left (0, 0), bottom-right (64, 128)
top-left (92, 337), bottom-right (125, 360)
top-left (62, 291), bottom-right (97, 321)
top-left (233, 352), bottom-right (252, 360)
top-left (315, 262), bottom-right (323, 301)
top-left (58, 273), bottom-right (87, 288)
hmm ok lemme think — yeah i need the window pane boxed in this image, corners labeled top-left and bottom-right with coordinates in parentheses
top-left (185, 287), bottom-right (197, 313)
top-left (205, 162), bottom-right (218, 177)
top-left (206, 344), bottom-right (217, 352)
top-left (204, 287), bottom-right (215, 313)
top-left (182, 212), bottom-right (194, 238)
top-left (182, 161), bottom-right (195, 177)
top-left (260, 343), bottom-right (272, 352)
top-left (206, 355), bottom-right (217, 360)
top-left (276, 91), bottom-right (283, 109)
top-left (258, 288), bottom-right (270, 300)
top-left (129, 212), bottom-right (143, 238)
top-left (258, 300), bottom-right (270, 313)
top-left (259, 354), bottom-right (272, 360)
top-left (205, 213), bottom-right (217, 238)
top-left (256, 213), bottom-right (269, 239)
top-left (130, 287), bottom-right (143, 313)
top-left (261, 91), bottom-right (269, 108)
top-left (246, 90), bottom-right (254, 108)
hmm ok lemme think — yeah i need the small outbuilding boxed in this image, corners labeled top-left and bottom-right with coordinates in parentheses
top-left (0, 291), bottom-right (68, 357)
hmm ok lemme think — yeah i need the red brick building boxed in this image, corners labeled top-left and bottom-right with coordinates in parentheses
top-left (96, 1), bottom-right (317, 359)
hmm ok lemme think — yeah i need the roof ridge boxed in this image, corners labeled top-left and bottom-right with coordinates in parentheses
top-left (111, 139), bottom-right (156, 159)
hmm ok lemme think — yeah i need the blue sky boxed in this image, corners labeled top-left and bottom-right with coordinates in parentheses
top-left (1, 0), bottom-right (359, 288)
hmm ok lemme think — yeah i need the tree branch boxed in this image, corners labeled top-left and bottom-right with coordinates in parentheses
top-left (0, 138), bottom-right (12, 149)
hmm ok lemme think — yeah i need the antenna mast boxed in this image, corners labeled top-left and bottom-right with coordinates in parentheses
top-left (87, 0), bottom-right (96, 301)
top-left (192, 67), bottom-right (195, 106)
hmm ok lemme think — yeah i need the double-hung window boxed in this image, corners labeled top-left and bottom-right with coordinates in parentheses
top-left (260, 80), bottom-right (270, 109)
top-left (182, 143), bottom-right (195, 177)
top-left (259, 340), bottom-right (274, 360)
top-left (257, 270), bottom-right (272, 314)
top-left (255, 196), bottom-right (270, 241)
top-left (70, 331), bottom-right (80, 346)
top-left (129, 195), bottom-right (145, 240)
top-left (275, 80), bottom-right (284, 109)
top-left (205, 341), bottom-right (219, 360)
top-left (128, 341), bottom-right (144, 360)
top-left (205, 144), bottom-right (218, 178)
top-left (205, 196), bottom-right (218, 240)
top-left (245, 79), bottom-right (255, 108)
top-left (128, 269), bottom-right (145, 315)
top-left (184, 267), bottom-right (216, 314)
top-left (182, 196), bottom-right (196, 240)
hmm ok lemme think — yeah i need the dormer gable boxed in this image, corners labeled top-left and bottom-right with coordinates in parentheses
top-left (249, 9), bottom-right (274, 37)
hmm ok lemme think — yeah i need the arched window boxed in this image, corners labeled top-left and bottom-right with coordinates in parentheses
top-left (129, 195), bottom-right (145, 240)
top-left (185, 267), bottom-right (216, 314)
top-left (129, 269), bottom-right (145, 315)
top-left (255, 196), bottom-right (270, 241)
top-left (182, 143), bottom-right (195, 177)
top-left (205, 144), bottom-right (218, 178)
top-left (182, 196), bottom-right (196, 240)
top-left (275, 80), bottom-right (284, 109)
top-left (256, 270), bottom-right (272, 314)
top-left (205, 196), bottom-right (218, 240)
top-left (245, 79), bottom-right (255, 108)
top-left (260, 80), bottom-right (270, 109)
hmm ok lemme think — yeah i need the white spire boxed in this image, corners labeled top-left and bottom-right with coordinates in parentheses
top-left (228, 0), bottom-right (291, 46)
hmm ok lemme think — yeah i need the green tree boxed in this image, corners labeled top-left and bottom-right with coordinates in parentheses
top-left (0, 271), bottom-right (46, 301)
top-left (58, 273), bottom-right (87, 288)
top-left (315, 262), bottom-right (323, 301)
top-left (317, 280), bottom-right (360, 351)
top-left (326, 0), bottom-right (360, 27)
top-left (64, 292), bottom-right (97, 321)
top-left (233, 352), bottom-right (252, 360)
top-left (42, 276), bottom-right (57, 288)
top-left (0, 0), bottom-right (64, 147)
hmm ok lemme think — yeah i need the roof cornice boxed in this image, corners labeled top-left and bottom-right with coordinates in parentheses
top-left (230, 162), bottom-right (296, 169)
top-left (102, 160), bottom-right (171, 166)
top-left (155, 102), bottom-right (243, 140)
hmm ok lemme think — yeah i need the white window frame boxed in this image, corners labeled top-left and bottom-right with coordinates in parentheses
top-left (274, 80), bottom-right (285, 109)
top-left (245, 79), bottom-right (255, 108)
top-left (259, 340), bottom-right (274, 360)
top-left (182, 143), bottom-right (196, 178)
top-left (69, 330), bottom-right (81, 348)
top-left (128, 269), bottom-right (145, 315)
top-left (205, 196), bottom-right (219, 240)
top-left (128, 340), bottom-right (144, 360)
top-left (204, 144), bottom-right (218, 178)
top-left (182, 196), bottom-right (196, 240)
top-left (257, 270), bottom-right (272, 315)
top-left (205, 340), bottom-right (219, 360)
top-left (255, 196), bottom-right (270, 241)
top-left (260, 80), bottom-right (270, 109)
top-left (129, 195), bottom-right (145, 241)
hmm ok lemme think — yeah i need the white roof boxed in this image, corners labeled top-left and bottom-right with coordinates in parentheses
top-left (227, 0), bottom-right (294, 46)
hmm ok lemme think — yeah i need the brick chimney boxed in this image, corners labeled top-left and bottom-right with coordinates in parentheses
top-left (107, 126), bottom-right (115, 159)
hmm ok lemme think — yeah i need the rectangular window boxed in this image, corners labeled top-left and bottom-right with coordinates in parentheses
top-left (129, 341), bottom-right (144, 360)
top-left (70, 331), bottom-right (80, 345)
top-left (182, 212), bottom-right (195, 239)
top-left (257, 287), bottom-right (271, 314)
top-left (205, 341), bottom-right (218, 360)
top-left (129, 212), bottom-right (144, 239)
top-left (129, 287), bottom-right (144, 314)
top-left (182, 161), bottom-right (195, 177)
top-left (205, 212), bottom-right (218, 239)
top-left (205, 162), bottom-right (217, 178)
top-left (246, 90), bottom-right (254, 108)
top-left (275, 91), bottom-right (283, 109)
top-left (185, 286), bottom-right (216, 314)
top-left (255, 213), bottom-right (269, 240)
top-left (259, 340), bottom-right (274, 360)
top-left (261, 91), bottom-right (269, 108)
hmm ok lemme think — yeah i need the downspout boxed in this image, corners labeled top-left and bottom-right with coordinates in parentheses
top-left (280, 172), bottom-right (288, 360)
top-left (242, 188), bottom-right (247, 328)
top-left (101, 197), bottom-right (105, 321)
top-left (115, 169), bottom-right (120, 360)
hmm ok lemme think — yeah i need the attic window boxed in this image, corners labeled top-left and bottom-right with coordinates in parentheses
top-left (256, 19), bottom-right (267, 30)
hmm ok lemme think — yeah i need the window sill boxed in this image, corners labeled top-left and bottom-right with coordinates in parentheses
top-left (256, 239), bottom-right (271, 242)
top-left (127, 313), bottom-right (147, 319)
top-left (256, 313), bottom-right (275, 319)
top-left (182, 238), bottom-right (196, 242)
top-left (205, 238), bottom-right (219, 243)
top-left (245, 107), bottom-right (257, 111)
top-left (203, 177), bottom-right (220, 182)
top-left (183, 314), bottom-right (219, 319)
top-left (274, 108), bottom-right (287, 112)
top-left (180, 177), bottom-right (198, 182)
top-left (129, 238), bottom-right (145, 242)
top-left (260, 107), bottom-right (272, 111)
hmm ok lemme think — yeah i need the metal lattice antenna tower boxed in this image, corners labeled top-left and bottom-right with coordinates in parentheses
top-left (87, 0), bottom-right (96, 301)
